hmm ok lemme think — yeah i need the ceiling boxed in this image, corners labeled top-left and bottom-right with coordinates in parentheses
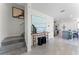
top-left (19, 3), bottom-right (79, 21)
top-left (31, 3), bottom-right (79, 20)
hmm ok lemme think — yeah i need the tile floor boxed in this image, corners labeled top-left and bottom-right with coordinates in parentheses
top-left (22, 37), bottom-right (79, 55)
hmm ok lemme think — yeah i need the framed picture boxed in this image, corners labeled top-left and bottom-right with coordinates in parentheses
top-left (12, 7), bottom-right (24, 19)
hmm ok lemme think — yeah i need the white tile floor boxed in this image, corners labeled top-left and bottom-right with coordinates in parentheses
top-left (22, 37), bottom-right (79, 55)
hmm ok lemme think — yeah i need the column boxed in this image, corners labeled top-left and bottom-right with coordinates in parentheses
top-left (25, 3), bottom-right (32, 52)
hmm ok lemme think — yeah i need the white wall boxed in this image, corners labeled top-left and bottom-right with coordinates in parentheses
top-left (0, 4), bottom-right (4, 46)
top-left (31, 9), bottom-right (54, 39)
top-left (58, 19), bottom-right (77, 31)
top-left (0, 3), bottom-right (24, 46)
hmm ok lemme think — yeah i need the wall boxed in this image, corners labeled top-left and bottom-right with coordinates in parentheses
top-left (58, 19), bottom-right (77, 31)
top-left (31, 9), bottom-right (54, 39)
top-left (0, 3), bottom-right (24, 46)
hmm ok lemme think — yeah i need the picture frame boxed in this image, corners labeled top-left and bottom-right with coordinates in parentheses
top-left (12, 7), bottom-right (24, 19)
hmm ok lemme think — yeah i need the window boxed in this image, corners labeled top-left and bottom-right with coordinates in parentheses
top-left (32, 16), bottom-right (46, 33)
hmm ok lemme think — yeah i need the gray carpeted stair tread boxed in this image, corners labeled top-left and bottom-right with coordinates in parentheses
top-left (0, 42), bottom-right (26, 54)
top-left (0, 46), bottom-right (27, 55)
top-left (1, 36), bottom-right (25, 46)
top-left (2, 38), bottom-right (25, 46)
top-left (0, 36), bottom-right (27, 55)
top-left (2, 36), bottom-right (24, 42)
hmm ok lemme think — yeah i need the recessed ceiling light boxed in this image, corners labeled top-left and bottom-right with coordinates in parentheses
top-left (60, 9), bottom-right (65, 13)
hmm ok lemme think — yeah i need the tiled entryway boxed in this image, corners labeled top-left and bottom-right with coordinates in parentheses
top-left (22, 37), bottom-right (79, 55)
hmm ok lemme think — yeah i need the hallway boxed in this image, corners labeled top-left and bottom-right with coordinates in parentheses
top-left (22, 37), bottom-right (79, 55)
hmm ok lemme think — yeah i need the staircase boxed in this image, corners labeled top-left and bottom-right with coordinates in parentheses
top-left (0, 36), bottom-right (27, 55)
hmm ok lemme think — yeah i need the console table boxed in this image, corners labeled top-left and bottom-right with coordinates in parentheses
top-left (32, 32), bottom-right (49, 47)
